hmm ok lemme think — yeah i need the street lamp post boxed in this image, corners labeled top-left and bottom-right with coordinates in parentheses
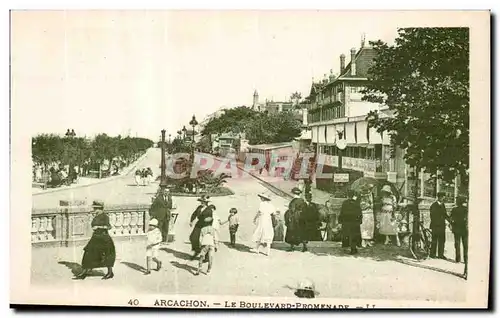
top-left (159, 129), bottom-right (168, 188)
top-left (189, 115), bottom-right (198, 159)
top-left (182, 126), bottom-right (187, 141)
top-left (335, 129), bottom-right (347, 196)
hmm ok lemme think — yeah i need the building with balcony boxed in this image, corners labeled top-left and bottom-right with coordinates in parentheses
top-left (305, 42), bottom-right (463, 202)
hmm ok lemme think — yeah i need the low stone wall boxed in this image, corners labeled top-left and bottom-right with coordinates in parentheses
top-left (31, 201), bottom-right (179, 248)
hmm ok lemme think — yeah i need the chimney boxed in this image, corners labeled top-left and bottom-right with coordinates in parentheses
top-left (329, 69), bottom-right (335, 82)
top-left (340, 54), bottom-right (346, 74)
top-left (350, 48), bottom-right (357, 76)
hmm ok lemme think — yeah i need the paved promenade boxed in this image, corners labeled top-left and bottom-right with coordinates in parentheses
top-left (32, 148), bottom-right (162, 209)
top-left (31, 150), bottom-right (466, 302)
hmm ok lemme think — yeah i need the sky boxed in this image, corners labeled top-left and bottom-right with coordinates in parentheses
top-left (12, 10), bottom-right (400, 141)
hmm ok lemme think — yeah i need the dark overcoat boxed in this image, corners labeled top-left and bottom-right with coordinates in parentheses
top-left (189, 205), bottom-right (214, 253)
top-left (338, 199), bottom-right (362, 241)
top-left (150, 194), bottom-right (173, 241)
top-left (81, 213), bottom-right (116, 269)
top-left (301, 202), bottom-right (323, 241)
top-left (285, 197), bottom-right (307, 245)
top-left (430, 201), bottom-right (448, 232)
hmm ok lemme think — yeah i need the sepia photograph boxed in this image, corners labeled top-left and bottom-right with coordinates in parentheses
top-left (10, 9), bottom-right (490, 309)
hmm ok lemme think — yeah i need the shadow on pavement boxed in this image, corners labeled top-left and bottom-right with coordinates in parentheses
top-left (395, 258), bottom-right (465, 279)
top-left (121, 261), bottom-right (147, 273)
top-left (161, 247), bottom-right (193, 261)
top-left (272, 243), bottom-right (412, 262)
top-left (58, 261), bottom-right (104, 277)
top-left (170, 261), bottom-right (197, 275)
top-left (221, 242), bottom-right (254, 254)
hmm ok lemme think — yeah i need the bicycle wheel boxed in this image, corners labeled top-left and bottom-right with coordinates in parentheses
top-left (409, 233), bottom-right (429, 260)
top-left (421, 229), bottom-right (432, 258)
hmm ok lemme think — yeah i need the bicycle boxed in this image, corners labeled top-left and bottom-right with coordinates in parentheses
top-left (408, 219), bottom-right (432, 260)
top-left (397, 204), bottom-right (432, 260)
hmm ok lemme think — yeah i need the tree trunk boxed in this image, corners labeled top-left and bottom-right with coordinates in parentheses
top-left (412, 167), bottom-right (420, 251)
top-left (98, 162), bottom-right (102, 179)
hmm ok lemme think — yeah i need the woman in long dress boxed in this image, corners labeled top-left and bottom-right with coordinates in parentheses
top-left (135, 169), bottom-right (142, 186)
top-left (189, 196), bottom-right (210, 259)
top-left (359, 185), bottom-right (375, 247)
top-left (252, 193), bottom-right (276, 256)
top-left (378, 185), bottom-right (400, 246)
top-left (285, 187), bottom-right (307, 251)
top-left (74, 200), bottom-right (116, 280)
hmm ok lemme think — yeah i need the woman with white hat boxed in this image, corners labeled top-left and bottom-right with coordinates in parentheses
top-left (378, 184), bottom-right (400, 246)
top-left (252, 193), bottom-right (276, 256)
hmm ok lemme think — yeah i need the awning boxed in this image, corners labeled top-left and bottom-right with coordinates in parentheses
top-left (356, 121), bottom-right (369, 144)
top-left (382, 131), bottom-right (391, 145)
top-left (296, 130), bottom-right (312, 140)
top-left (345, 122), bottom-right (356, 144)
top-left (326, 124), bottom-right (336, 144)
top-left (312, 126), bottom-right (318, 143)
top-left (318, 125), bottom-right (326, 144)
top-left (369, 127), bottom-right (383, 144)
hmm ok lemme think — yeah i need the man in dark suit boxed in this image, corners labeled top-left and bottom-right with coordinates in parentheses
top-left (150, 187), bottom-right (173, 242)
top-left (338, 190), bottom-right (363, 255)
top-left (450, 196), bottom-right (468, 264)
top-left (430, 192), bottom-right (449, 259)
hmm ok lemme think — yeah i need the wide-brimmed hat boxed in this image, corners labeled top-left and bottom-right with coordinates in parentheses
top-left (197, 195), bottom-right (210, 203)
top-left (92, 200), bottom-right (104, 209)
top-left (381, 185), bottom-right (392, 194)
top-left (148, 219), bottom-right (159, 226)
top-left (257, 193), bottom-right (271, 201)
top-left (229, 208), bottom-right (238, 214)
top-left (291, 187), bottom-right (302, 195)
top-left (295, 278), bottom-right (319, 298)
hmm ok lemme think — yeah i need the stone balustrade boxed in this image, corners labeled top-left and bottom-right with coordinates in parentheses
top-left (32, 201), bottom-right (178, 248)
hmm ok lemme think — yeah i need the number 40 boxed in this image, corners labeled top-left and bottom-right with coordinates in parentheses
top-left (128, 299), bottom-right (139, 306)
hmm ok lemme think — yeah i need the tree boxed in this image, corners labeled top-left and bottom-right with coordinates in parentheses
top-left (245, 111), bottom-right (302, 145)
top-left (201, 106), bottom-right (258, 137)
top-left (32, 134), bottom-right (62, 170)
top-left (363, 28), bottom-right (469, 196)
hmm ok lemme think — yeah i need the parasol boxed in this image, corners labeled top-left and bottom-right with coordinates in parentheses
top-left (350, 177), bottom-right (379, 193)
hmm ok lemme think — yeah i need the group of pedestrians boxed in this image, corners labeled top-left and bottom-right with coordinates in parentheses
top-left (69, 179), bottom-right (468, 281)
top-left (72, 186), bottom-right (174, 280)
top-left (135, 167), bottom-right (154, 186)
top-left (336, 186), bottom-right (469, 265)
top-left (429, 192), bottom-right (468, 266)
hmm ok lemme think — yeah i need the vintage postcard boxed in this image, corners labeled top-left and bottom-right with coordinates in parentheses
top-left (10, 10), bottom-right (490, 309)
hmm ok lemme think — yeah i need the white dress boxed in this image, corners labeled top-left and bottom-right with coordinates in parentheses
top-left (212, 211), bottom-right (221, 244)
top-left (252, 201), bottom-right (276, 244)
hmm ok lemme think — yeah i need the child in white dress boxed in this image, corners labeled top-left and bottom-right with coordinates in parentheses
top-left (145, 218), bottom-right (162, 275)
